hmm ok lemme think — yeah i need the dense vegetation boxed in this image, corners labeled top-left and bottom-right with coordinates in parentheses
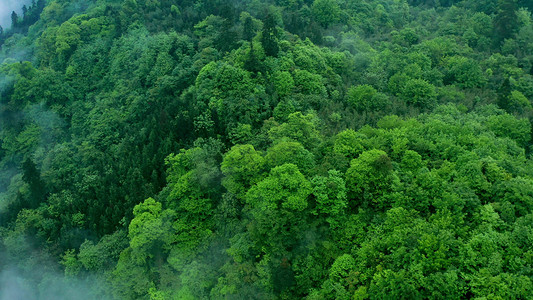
top-left (1, 0), bottom-right (533, 298)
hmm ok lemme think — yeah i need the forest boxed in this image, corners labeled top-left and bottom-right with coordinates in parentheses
top-left (0, 0), bottom-right (533, 299)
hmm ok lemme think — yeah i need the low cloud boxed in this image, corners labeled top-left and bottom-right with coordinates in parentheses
top-left (0, 267), bottom-right (112, 300)
top-left (0, 0), bottom-right (33, 29)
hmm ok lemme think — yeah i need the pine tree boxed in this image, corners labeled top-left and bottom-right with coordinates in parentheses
top-left (497, 77), bottom-right (512, 110)
top-left (216, 18), bottom-right (238, 52)
top-left (22, 158), bottom-right (46, 208)
top-left (21, 5), bottom-right (28, 26)
top-left (244, 45), bottom-right (261, 73)
top-left (37, 0), bottom-right (45, 10)
top-left (242, 16), bottom-right (255, 42)
top-left (11, 11), bottom-right (19, 29)
top-left (261, 14), bottom-right (279, 57)
top-left (519, 0), bottom-right (533, 12)
top-left (493, 0), bottom-right (519, 44)
top-left (243, 16), bottom-right (260, 72)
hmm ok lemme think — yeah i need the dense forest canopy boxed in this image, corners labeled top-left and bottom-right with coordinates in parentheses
top-left (0, 0), bottom-right (533, 298)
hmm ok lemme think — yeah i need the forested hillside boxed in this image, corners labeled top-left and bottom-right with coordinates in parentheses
top-left (1, 0), bottom-right (533, 298)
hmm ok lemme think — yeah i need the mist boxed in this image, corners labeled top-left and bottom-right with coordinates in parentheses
top-left (0, 263), bottom-right (113, 300)
top-left (0, 0), bottom-right (33, 29)
top-left (0, 234), bottom-right (113, 300)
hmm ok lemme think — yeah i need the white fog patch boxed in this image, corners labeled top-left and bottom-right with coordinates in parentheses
top-left (0, 0), bottom-right (33, 29)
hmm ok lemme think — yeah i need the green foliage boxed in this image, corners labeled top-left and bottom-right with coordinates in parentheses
top-left (247, 163), bottom-right (311, 214)
top-left (333, 129), bottom-right (366, 160)
top-left (311, 0), bottom-right (341, 27)
top-left (245, 163), bottom-right (312, 252)
top-left (293, 69), bottom-right (326, 95)
top-left (265, 140), bottom-right (316, 172)
top-left (273, 71), bottom-right (295, 97)
top-left (444, 56), bottom-right (487, 88)
top-left (486, 113), bottom-right (531, 146)
top-left (55, 21), bottom-right (81, 62)
top-left (346, 149), bottom-right (395, 208)
top-left (347, 84), bottom-right (390, 111)
top-left (401, 78), bottom-right (437, 107)
top-left (311, 170), bottom-right (347, 224)
top-left (320, 254), bottom-right (358, 299)
top-left (128, 198), bottom-right (173, 263)
top-left (2, 0), bottom-right (533, 299)
top-left (268, 112), bottom-right (321, 149)
top-left (221, 144), bottom-right (265, 199)
top-left (494, 0), bottom-right (519, 43)
top-left (502, 90), bottom-right (532, 114)
top-left (261, 13), bottom-right (279, 57)
top-left (21, 158), bottom-right (46, 209)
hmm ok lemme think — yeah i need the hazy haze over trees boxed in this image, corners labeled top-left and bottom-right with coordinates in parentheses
top-left (1, 0), bottom-right (533, 298)
top-left (0, 0), bottom-right (33, 28)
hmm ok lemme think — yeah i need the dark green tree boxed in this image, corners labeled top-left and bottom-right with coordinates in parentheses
top-left (216, 18), bottom-right (238, 52)
top-left (497, 77), bottom-right (512, 110)
top-left (11, 11), bottom-right (19, 28)
top-left (243, 17), bottom-right (261, 73)
top-left (493, 0), bottom-right (519, 44)
top-left (244, 46), bottom-right (261, 73)
top-left (243, 16), bottom-right (255, 42)
top-left (22, 158), bottom-right (46, 208)
top-left (261, 13), bottom-right (279, 57)
top-left (519, 0), bottom-right (533, 11)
